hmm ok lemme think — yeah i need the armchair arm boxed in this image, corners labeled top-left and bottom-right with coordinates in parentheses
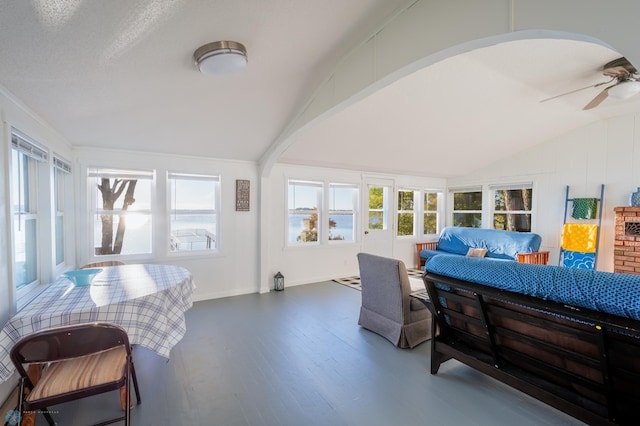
top-left (416, 242), bottom-right (439, 268)
top-left (517, 251), bottom-right (550, 265)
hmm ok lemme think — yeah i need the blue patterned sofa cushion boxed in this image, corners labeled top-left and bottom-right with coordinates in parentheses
top-left (425, 254), bottom-right (640, 320)
top-left (421, 226), bottom-right (542, 262)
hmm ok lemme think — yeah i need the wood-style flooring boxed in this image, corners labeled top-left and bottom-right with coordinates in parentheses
top-left (40, 281), bottom-right (585, 425)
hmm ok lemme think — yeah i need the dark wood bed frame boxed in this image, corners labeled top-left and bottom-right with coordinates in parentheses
top-left (413, 271), bottom-right (640, 425)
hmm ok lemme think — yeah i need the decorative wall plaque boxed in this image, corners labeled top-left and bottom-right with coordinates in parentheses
top-left (236, 179), bottom-right (250, 211)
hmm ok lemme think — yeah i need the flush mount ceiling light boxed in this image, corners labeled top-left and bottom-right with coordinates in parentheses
top-left (193, 41), bottom-right (247, 75)
top-left (607, 80), bottom-right (640, 99)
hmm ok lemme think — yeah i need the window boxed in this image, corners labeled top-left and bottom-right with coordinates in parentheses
top-left (397, 189), bottom-right (416, 236)
top-left (452, 188), bottom-right (482, 228)
top-left (492, 184), bottom-right (533, 232)
top-left (11, 131), bottom-right (47, 289)
top-left (88, 168), bottom-right (153, 256)
top-left (288, 180), bottom-right (322, 244)
top-left (53, 156), bottom-right (72, 265)
top-left (328, 184), bottom-right (357, 242)
top-left (368, 185), bottom-right (389, 231)
top-left (423, 191), bottom-right (439, 235)
top-left (168, 172), bottom-right (219, 252)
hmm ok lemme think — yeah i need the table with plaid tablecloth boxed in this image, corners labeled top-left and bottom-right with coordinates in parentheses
top-left (0, 263), bottom-right (196, 382)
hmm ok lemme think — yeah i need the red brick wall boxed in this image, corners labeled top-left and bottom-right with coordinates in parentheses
top-left (614, 207), bottom-right (640, 274)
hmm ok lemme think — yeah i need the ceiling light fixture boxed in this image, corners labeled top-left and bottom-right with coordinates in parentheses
top-left (193, 41), bottom-right (247, 75)
top-left (608, 80), bottom-right (640, 99)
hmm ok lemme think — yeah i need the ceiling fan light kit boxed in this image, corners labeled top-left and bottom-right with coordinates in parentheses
top-left (194, 41), bottom-right (247, 75)
top-left (607, 80), bottom-right (640, 99)
top-left (543, 57), bottom-right (640, 110)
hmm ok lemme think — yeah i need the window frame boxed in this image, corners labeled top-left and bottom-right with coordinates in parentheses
top-left (287, 180), bottom-right (323, 246)
top-left (490, 183), bottom-right (534, 232)
top-left (167, 172), bottom-right (220, 254)
top-left (9, 128), bottom-right (55, 310)
top-left (286, 179), bottom-right (360, 247)
top-left (396, 188), bottom-right (417, 238)
top-left (367, 184), bottom-right (390, 232)
top-left (53, 155), bottom-right (72, 267)
top-left (87, 167), bottom-right (155, 260)
top-left (422, 190), bottom-right (441, 236)
top-left (450, 186), bottom-right (483, 228)
top-left (327, 183), bottom-right (359, 243)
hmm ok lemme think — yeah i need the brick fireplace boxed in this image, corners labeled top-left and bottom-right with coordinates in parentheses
top-left (614, 207), bottom-right (640, 274)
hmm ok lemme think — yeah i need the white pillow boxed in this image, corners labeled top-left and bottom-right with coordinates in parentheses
top-left (466, 247), bottom-right (488, 257)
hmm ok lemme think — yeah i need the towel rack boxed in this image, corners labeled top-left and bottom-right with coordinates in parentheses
top-left (559, 184), bottom-right (604, 269)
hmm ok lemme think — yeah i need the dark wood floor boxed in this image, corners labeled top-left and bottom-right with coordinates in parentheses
top-left (43, 281), bottom-right (584, 425)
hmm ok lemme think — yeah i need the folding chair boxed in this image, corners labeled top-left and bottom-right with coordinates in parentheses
top-left (10, 323), bottom-right (141, 426)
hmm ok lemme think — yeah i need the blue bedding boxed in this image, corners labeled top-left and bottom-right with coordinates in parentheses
top-left (425, 254), bottom-right (640, 320)
top-left (421, 227), bottom-right (542, 262)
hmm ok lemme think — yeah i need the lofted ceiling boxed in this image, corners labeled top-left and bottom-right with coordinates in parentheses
top-left (282, 39), bottom-right (640, 177)
top-left (1, 1), bottom-right (640, 178)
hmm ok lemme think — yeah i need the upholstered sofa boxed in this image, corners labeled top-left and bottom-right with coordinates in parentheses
top-left (356, 253), bottom-right (431, 348)
top-left (416, 226), bottom-right (549, 268)
top-left (418, 254), bottom-right (640, 425)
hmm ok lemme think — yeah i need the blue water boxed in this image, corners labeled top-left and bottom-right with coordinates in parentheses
top-left (289, 213), bottom-right (354, 243)
top-left (93, 213), bottom-right (354, 252)
top-left (93, 214), bottom-right (216, 254)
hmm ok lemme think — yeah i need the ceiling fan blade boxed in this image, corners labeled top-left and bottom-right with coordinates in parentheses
top-left (583, 86), bottom-right (612, 110)
top-left (540, 78), bottom-right (615, 103)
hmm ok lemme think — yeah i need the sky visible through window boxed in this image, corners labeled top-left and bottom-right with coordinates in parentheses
top-left (289, 183), bottom-right (353, 210)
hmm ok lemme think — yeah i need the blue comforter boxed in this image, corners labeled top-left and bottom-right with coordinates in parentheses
top-left (425, 254), bottom-right (640, 320)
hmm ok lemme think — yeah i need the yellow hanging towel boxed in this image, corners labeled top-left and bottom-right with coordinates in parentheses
top-left (561, 223), bottom-right (598, 253)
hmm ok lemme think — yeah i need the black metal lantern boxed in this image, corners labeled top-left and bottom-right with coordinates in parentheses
top-left (274, 272), bottom-right (284, 291)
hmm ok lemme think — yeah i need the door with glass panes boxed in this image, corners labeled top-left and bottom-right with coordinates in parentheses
top-left (361, 178), bottom-right (393, 257)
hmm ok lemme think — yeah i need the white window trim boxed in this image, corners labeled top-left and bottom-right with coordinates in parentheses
top-left (422, 189), bottom-right (442, 236)
top-left (286, 179), bottom-right (360, 247)
top-left (449, 186), bottom-right (483, 228)
top-left (327, 183), bottom-right (359, 244)
top-left (87, 166), bottom-right (155, 261)
top-left (10, 128), bottom-right (52, 312)
top-left (396, 188), bottom-right (418, 238)
top-left (167, 171), bottom-right (220, 254)
top-left (490, 182), bottom-right (534, 232)
top-left (287, 179), bottom-right (323, 246)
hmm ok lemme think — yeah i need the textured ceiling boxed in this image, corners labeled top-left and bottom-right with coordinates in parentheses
top-left (1, 1), bottom-right (640, 178)
top-left (0, 0), bottom-right (408, 160)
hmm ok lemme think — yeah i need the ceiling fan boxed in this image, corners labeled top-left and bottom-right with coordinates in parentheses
top-left (541, 57), bottom-right (640, 110)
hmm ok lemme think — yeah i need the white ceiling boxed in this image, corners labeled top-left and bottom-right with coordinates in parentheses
top-left (281, 39), bottom-right (640, 177)
top-left (1, 1), bottom-right (640, 178)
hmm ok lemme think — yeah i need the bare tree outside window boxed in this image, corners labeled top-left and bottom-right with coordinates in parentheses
top-left (95, 178), bottom-right (137, 255)
top-left (494, 187), bottom-right (532, 232)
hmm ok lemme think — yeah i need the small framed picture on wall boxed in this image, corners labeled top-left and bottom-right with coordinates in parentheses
top-left (236, 179), bottom-right (250, 211)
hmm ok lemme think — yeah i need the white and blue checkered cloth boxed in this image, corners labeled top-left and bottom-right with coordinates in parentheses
top-left (0, 264), bottom-right (195, 382)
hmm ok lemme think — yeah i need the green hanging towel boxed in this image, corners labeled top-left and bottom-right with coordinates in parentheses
top-left (572, 198), bottom-right (597, 219)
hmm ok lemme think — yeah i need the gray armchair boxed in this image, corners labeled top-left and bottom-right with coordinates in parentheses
top-left (357, 253), bottom-right (432, 348)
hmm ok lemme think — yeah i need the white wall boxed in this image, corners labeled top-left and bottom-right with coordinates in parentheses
top-left (266, 163), bottom-right (446, 287)
top-left (74, 147), bottom-right (260, 301)
top-left (448, 112), bottom-right (640, 272)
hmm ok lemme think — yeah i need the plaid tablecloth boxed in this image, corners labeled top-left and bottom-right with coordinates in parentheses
top-left (0, 264), bottom-right (195, 382)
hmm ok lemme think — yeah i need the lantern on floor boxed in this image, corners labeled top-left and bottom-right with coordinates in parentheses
top-left (274, 272), bottom-right (284, 291)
